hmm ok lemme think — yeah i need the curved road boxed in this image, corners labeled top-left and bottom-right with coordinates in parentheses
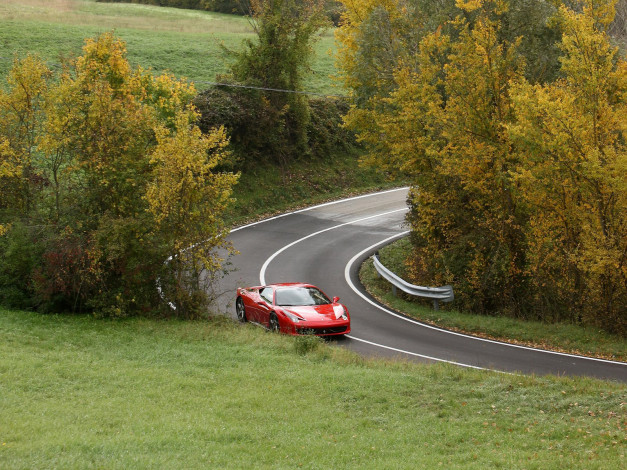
top-left (216, 188), bottom-right (626, 382)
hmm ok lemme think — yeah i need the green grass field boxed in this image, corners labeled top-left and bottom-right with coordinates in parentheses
top-left (0, 0), bottom-right (340, 95)
top-left (1, 310), bottom-right (625, 469)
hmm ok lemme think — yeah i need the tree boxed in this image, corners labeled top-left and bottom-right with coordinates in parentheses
top-left (509, 0), bottom-right (627, 332)
top-left (407, 5), bottom-right (528, 314)
top-left (146, 112), bottom-right (237, 317)
top-left (338, 1), bottom-right (530, 313)
top-left (0, 55), bottom-right (51, 217)
top-left (0, 33), bottom-right (238, 318)
top-left (336, 0), bottom-right (626, 333)
top-left (227, 0), bottom-right (329, 162)
top-left (0, 56), bottom-right (51, 307)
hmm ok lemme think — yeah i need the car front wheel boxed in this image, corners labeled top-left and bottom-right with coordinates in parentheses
top-left (236, 297), bottom-right (247, 322)
top-left (269, 313), bottom-right (280, 333)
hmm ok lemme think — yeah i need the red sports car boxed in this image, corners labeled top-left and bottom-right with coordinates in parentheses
top-left (236, 283), bottom-right (351, 336)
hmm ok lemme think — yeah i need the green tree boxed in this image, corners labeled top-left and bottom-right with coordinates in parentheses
top-left (228, 0), bottom-right (329, 162)
top-left (0, 33), bottom-right (238, 318)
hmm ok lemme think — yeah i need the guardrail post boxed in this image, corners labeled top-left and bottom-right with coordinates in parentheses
top-left (433, 299), bottom-right (439, 311)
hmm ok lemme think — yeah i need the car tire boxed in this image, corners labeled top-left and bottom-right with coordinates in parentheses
top-left (269, 313), bottom-right (280, 333)
top-left (236, 297), bottom-right (247, 323)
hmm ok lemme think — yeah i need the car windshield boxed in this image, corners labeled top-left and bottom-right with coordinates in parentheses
top-left (275, 287), bottom-right (331, 306)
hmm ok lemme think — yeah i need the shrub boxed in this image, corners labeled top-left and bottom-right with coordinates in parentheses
top-left (0, 34), bottom-right (238, 318)
top-left (195, 86), bottom-right (356, 165)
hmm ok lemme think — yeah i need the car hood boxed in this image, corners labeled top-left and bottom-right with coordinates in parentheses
top-left (283, 304), bottom-right (346, 321)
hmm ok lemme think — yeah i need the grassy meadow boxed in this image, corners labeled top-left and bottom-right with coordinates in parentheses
top-left (0, 0), bottom-right (340, 95)
top-left (1, 310), bottom-right (625, 469)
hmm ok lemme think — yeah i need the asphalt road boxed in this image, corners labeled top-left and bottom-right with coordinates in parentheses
top-left (216, 188), bottom-right (627, 382)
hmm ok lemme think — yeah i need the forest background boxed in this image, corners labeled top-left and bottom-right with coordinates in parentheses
top-left (336, 0), bottom-right (626, 335)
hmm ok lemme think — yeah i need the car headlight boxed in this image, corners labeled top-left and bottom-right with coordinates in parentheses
top-left (341, 306), bottom-right (348, 320)
top-left (284, 311), bottom-right (304, 323)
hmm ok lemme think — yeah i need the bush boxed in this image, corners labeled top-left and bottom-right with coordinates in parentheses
top-left (0, 223), bottom-right (42, 310)
top-left (0, 34), bottom-right (238, 318)
top-left (307, 97), bottom-right (355, 158)
top-left (293, 333), bottom-right (322, 355)
top-left (96, 1), bottom-right (248, 14)
top-left (194, 84), bottom-right (275, 164)
top-left (195, 86), bottom-right (355, 165)
top-left (95, 1), bottom-right (345, 23)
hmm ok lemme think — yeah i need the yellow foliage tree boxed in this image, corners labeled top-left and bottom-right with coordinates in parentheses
top-left (336, 0), bottom-right (626, 332)
top-left (0, 55), bottom-right (51, 214)
top-left (340, 2), bottom-right (529, 313)
top-left (0, 33), bottom-right (238, 317)
top-left (146, 111), bottom-right (237, 316)
top-left (509, 0), bottom-right (626, 332)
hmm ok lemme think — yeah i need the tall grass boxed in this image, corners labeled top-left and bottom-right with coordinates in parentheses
top-left (1, 310), bottom-right (625, 469)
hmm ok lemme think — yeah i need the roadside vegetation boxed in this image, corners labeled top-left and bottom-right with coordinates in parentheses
top-left (1, 0), bottom-right (390, 317)
top-left (337, 0), bottom-right (627, 336)
top-left (97, 0), bottom-right (346, 25)
top-left (0, 33), bottom-right (239, 318)
top-left (1, 309), bottom-right (625, 469)
top-left (228, 152), bottom-right (397, 225)
top-left (361, 238), bottom-right (627, 362)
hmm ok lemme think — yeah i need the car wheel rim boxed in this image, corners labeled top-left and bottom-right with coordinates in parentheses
top-left (236, 299), bottom-right (245, 322)
top-left (270, 315), bottom-right (279, 332)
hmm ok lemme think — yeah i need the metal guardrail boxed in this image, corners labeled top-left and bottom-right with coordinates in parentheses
top-left (372, 252), bottom-right (454, 310)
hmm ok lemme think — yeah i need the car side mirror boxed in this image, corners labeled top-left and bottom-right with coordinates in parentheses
top-left (332, 296), bottom-right (340, 303)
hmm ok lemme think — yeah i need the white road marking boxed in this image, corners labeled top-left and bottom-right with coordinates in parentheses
top-left (245, 187), bottom-right (625, 370)
top-left (256, 208), bottom-right (491, 370)
top-left (344, 236), bottom-right (627, 366)
top-left (231, 187), bottom-right (410, 233)
top-left (346, 335), bottom-right (493, 371)
top-left (259, 208), bottom-right (409, 285)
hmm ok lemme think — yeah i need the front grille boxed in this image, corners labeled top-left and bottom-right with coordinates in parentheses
top-left (297, 326), bottom-right (348, 335)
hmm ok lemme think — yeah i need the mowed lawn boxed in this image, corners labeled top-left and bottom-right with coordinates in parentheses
top-left (0, 0), bottom-right (340, 95)
top-left (0, 310), bottom-right (625, 469)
